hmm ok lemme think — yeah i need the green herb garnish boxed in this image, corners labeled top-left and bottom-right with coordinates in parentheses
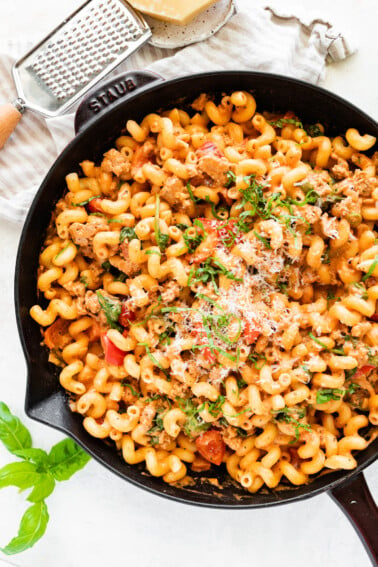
top-left (224, 170), bottom-right (236, 187)
top-left (0, 403), bottom-right (90, 555)
top-left (305, 124), bottom-right (323, 137)
top-left (183, 220), bottom-right (205, 253)
top-left (272, 406), bottom-right (311, 441)
top-left (269, 118), bottom-right (303, 129)
top-left (253, 230), bottom-right (272, 249)
top-left (80, 276), bottom-right (88, 288)
top-left (316, 383), bottom-right (361, 404)
top-left (309, 332), bottom-right (329, 350)
top-left (119, 226), bottom-right (137, 243)
top-left (96, 291), bottom-right (122, 331)
top-left (186, 182), bottom-right (198, 203)
top-left (72, 195), bottom-right (100, 207)
top-left (121, 382), bottom-right (140, 398)
top-left (362, 255), bottom-right (378, 282)
top-left (176, 398), bottom-right (211, 437)
top-left (54, 243), bottom-right (71, 261)
top-left (188, 257), bottom-right (242, 293)
top-left (154, 196), bottom-right (169, 252)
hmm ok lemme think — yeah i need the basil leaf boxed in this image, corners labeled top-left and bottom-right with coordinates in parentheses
top-left (119, 226), bottom-right (137, 243)
top-left (253, 230), bottom-right (272, 249)
top-left (27, 473), bottom-right (55, 503)
top-left (72, 195), bottom-right (101, 207)
top-left (269, 118), bottom-right (303, 129)
top-left (47, 439), bottom-right (90, 481)
top-left (96, 291), bottom-right (122, 331)
top-left (362, 255), bottom-right (378, 282)
top-left (224, 170), bottom-right (236, 187)
top-left (13, 448), bottom-right (49, 468)
top-left (0, 462), bottom-right (40, 491)
top-left (0, 402), bottom-right (32, 454)
top-left (1, 501), bottom-right (49, 555)
top-left (316, 388), bottom-right (344, 404)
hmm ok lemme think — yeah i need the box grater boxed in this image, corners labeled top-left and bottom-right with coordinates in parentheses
top-left (0, 0), bottom-right (151, 147)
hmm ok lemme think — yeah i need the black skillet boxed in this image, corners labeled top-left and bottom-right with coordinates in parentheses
top-left (14, 71), bottom-right (378, 564)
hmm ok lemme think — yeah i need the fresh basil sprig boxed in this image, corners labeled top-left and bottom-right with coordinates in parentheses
top-left (0, 402), bottom-right (90, 555)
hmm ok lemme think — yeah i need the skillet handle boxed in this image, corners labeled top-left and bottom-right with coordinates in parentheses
top-left (329, 473), bottom-right (378, 566)
top-left (74, 70), bottom-right (163, 134)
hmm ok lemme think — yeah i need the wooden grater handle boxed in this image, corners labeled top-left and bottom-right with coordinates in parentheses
top-left (0, 100), bottom-right (25, 149)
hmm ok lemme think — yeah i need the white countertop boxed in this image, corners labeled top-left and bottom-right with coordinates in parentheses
top-left (0, 1), bottom-right (377, 566)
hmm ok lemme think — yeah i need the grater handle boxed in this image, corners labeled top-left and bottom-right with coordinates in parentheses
top-left (0, 99), bottom-right (26, 149)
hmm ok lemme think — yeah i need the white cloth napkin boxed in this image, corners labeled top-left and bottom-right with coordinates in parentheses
top-left (0, 2), bottom-right (355, 223)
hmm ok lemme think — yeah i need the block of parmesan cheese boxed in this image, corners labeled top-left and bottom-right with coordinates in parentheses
top-left (127, 0), bottom-right (220, 26)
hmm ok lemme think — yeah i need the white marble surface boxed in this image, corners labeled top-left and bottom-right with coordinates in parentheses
top-left (0, 1), bottom-right (377, 566)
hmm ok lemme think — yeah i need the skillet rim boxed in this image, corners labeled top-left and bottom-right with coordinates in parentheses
top-left (15, 70), bottom-right (378, 508)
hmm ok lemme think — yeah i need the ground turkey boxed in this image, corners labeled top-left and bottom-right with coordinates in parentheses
top-left (160, 175), bottom-right (194, 214)
top-left (197, 145), bottom-right (230, 185)
top-left (119, 242), bottom-right (141, 276)
top-left (101, 149), bottom-right (131, 178)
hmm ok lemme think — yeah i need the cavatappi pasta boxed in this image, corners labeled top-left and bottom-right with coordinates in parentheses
top-left (30, 91), bottom-right (378, 491)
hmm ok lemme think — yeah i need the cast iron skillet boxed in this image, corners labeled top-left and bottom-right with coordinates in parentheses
top-left (14, 71), bottom-right (378, 564)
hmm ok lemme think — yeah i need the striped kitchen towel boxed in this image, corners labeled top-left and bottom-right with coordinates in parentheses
top-left (0, 1), bottom-right (354, 223)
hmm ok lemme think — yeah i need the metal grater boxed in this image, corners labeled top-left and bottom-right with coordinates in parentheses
top-left (12, 0), bottom-right (151, 117)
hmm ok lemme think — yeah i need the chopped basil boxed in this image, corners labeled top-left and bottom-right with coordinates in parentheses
top-left (188, 256), bottom-right (242, 293)
top-left (316, 383), bottom-right (361, 404)
top-left (253, 230), bottom-right (272, 249)
top-left (309, 332), bottom-right (329, 350)
top-left (176, 397), bottom-right (211, 437)
top-left (305, 124), bottom-right (323, 137)
top-left (72, 195), bottom-right (100, 207)
top-left (54, 243), bottom-right (71, 261)
top-left (154, 196), bottom-right (169, 252)
top-left (272, 407), bottom-right (311, 441)
top-left (362, 255), bottom-right (378, 282)
top-left (269, 118), bottom-right (303, 129)
top-left (119, 226), bottom-right (137, 243)
top-left (224, 170), bottom-right (236, 187)
top-left (121, 382), bottom-right (140, 398)
top-left (316, 388), bottom-right (345, 404)
top-left (79, 276), bottom-right (88, 288)
top-left (183, 221), bottom-right (205, 253)
top-left (96, 291), bottom-right (122, 331)
top-left (186, 182), bottom-right (198, 203)
top-left (101, 261), bottom-right (127, 282)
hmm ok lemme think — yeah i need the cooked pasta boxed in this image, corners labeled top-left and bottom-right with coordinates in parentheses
top-left (30, 91), bottom-right (378, 492)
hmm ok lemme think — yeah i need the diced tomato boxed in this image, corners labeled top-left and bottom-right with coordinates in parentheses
top-left (243, 319), bottom-right (260, 345)
top-left (118, 304), bottom-right (136, 328)
top-left (87, 198), bottom-right (103, 213)
top-left (101, 334), bottom-right (126, 366)
top-left (44, 318), bottom-right (70, 349)
top-left (197, 218), bottom-right (222, 232)
top-left (195, 430), bottom-right (226, 466)
top-left (369, 314), bottom-right (378, 322)
top-left (352, 365), bottom-right (376, 380)
top-left (187, 218), bottom-right (241, 263)
top-left (202, 347), bottom-right (216, 363)
top-left (191, 322), bottom-right (216, 364)
top-left (197, 141), bottom-right (223, 158)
